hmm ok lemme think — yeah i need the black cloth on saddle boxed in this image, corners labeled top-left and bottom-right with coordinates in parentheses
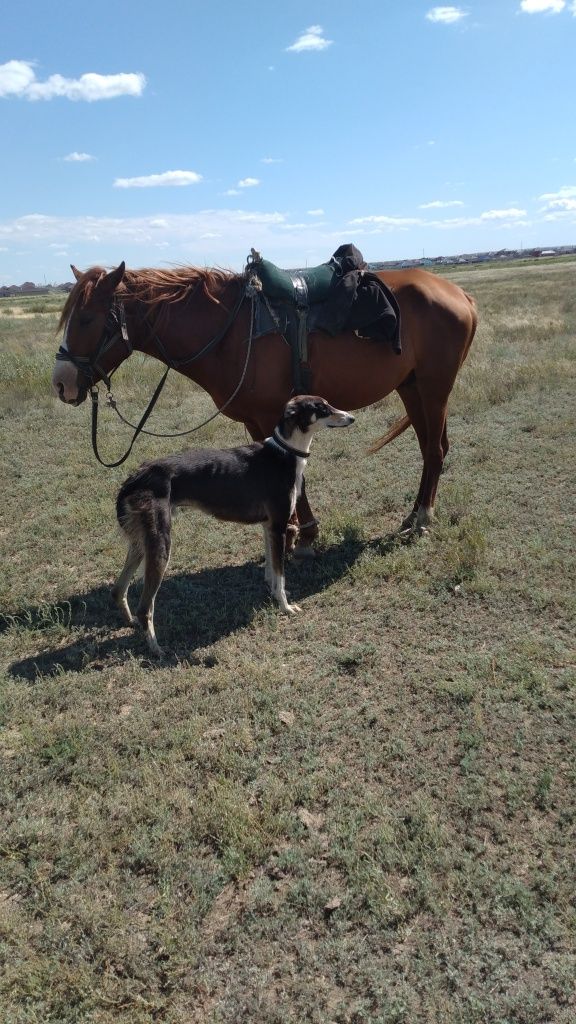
top-left (314, 244), bottom-right (401, 353)
top-left (315, 244), bottom-right (367, 335)
top-left (345, 273), bottom-right (401, 354)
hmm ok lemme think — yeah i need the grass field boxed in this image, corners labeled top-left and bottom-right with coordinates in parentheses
top-left (1, 262), bottom-right (575, 1023)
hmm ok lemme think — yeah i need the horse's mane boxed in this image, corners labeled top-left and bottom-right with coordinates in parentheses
top-left (58, 265), bottom-right (238, 332)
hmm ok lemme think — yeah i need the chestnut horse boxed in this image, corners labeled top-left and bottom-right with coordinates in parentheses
top-left (52, 261), bottom-right (477, 550)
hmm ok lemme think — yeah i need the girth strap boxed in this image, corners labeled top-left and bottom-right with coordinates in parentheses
top-left (289, 274), bottom-right (312, 394)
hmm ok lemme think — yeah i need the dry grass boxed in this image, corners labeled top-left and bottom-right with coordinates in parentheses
top-left (1, 263), bottom-right (575, 1023)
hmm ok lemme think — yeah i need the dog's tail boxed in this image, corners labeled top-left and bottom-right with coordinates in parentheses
top-left (116, 465), bottom-right (172, 551)
top-left (367, 414), bottom-right (411, 454)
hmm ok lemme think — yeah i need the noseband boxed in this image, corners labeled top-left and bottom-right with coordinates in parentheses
top-left (55, 299), bottom-right (131, 390)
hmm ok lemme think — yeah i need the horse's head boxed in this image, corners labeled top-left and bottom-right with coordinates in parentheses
top-left (52, 261), bottom-right (129, 404)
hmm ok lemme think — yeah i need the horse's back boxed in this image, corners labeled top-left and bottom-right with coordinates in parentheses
top-left (376, 267), bottom-right (477, 357)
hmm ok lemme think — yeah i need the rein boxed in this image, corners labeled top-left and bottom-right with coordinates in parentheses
top-left (60, 281), bottom-right (252, 468)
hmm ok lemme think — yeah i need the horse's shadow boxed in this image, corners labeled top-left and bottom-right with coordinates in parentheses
top-left (4, 533), bottom-right (396, 681)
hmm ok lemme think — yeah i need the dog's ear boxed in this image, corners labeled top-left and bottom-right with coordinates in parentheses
top-left (281, 399), bottom-right (302, 438)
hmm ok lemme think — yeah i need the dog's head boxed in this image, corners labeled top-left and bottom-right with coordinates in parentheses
top-left (280, 396), bottom-right (355, 442)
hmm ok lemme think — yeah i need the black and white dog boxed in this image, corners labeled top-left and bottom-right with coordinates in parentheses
top-left (112, 395), bottom-right (354, 655)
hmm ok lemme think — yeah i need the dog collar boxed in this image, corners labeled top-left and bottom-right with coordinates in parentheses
top-left (264, 429), bottom-right (310, 460)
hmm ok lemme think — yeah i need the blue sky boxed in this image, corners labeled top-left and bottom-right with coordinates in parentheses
top-left (1, 0), bottom-right (575, 284)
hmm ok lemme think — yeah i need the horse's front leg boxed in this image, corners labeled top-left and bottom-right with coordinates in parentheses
top-left (294, 478), bottom-right (319, 559)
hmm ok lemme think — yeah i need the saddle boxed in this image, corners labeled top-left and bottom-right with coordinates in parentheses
top-left (246, 244), bottom-right (401, 394)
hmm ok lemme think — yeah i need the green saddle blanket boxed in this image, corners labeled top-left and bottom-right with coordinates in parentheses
top-left (249, 253), bottom-right (337, 305)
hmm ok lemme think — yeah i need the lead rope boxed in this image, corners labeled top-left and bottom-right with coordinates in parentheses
top-left (90, 291), bottom-right (255, 468)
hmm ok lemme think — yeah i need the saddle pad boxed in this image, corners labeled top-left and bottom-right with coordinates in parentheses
top-left (254, 258), bottom-right (336, 305)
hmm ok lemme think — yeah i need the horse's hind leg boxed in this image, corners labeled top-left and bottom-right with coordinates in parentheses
top-left (413, 396), bottom-right (449, 533)
top-left (396, 377), bottom-right (429, 533)
top-left (397, 377), bottom-right (449, 535)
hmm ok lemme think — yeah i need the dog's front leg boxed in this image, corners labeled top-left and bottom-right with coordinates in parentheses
top-left (266, 523), bottom-right (301, 614)
top-left (262, 525), bottom-right (274, 588)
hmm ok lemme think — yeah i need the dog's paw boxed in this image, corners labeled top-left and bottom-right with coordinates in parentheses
top-left (283, 602), bottom-right (301, 614)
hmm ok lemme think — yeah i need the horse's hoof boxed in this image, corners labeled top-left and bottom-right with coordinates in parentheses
top-left (398, 508), bottom-right (433, 538)
top-left (398, 511), bottom-right (418, 536)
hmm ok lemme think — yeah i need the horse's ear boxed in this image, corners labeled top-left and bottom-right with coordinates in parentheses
top-left (70, 264), bottom-right (82, 281)
top-left (99, 261), bottom-right (126, 295)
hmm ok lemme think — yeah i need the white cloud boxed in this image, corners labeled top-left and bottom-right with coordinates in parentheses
top-left (539, 185), bottom-right (576, 201)
top-left (238, 177), bottom-right (260, 188)
top-left (426, 7), bottom-right (467, 24)
top-left (0, 60), bottom-right (36, 96)
top-left (261, 157), bottom-right (283, 164)
top-left (0, 211), bottom-right (288, 248)
top-left (539, 185), bottom-right (576, 213)
top-left (63, 151), bottom-right (95, 162)
top-left (419, 199), bottom-right (464, 208)
top-left (223, 189), bottom-right (240, 196)
top-left (349, 215), bottom-right (424, 227)
top-left (114, 170), bottom-right (203, 188)
top-left (307, 209), bottom-right (325, 216)
top-left (520, 1), bottom-right (565, 13)
top-left (545, 198), bottom-right (576, 210)
top-left (480, 207), bottom-right (527, 220)
top-left (349, 207), bottom-right (529, 232)
top-left (0, 60), bottom-right (145, 101)
top-left (286, 25), bottom-right (333, 52)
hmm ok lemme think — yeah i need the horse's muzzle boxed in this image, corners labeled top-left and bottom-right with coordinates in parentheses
top-left (55, 380), bottom-right (88, 406)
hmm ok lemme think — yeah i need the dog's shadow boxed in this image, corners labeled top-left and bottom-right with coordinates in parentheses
top-left (4, 533), bottom-right (390, 681)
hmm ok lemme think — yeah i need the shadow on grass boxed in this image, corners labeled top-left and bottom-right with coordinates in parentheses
top-left (4, 531), bottom-right (393, 680)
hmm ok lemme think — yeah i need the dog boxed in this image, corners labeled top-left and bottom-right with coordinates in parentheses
top-left (112, 395), bottom-right (355, 655)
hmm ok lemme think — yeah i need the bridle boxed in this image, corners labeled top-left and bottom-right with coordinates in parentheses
top-left (55, 283), bottom-right (252, 468)
top-left (55, 299), bottom-right (131, 391)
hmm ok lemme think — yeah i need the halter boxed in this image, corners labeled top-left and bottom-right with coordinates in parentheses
top-left (55, 299), bottom-right (131, 390)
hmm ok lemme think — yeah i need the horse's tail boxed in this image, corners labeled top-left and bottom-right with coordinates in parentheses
top-left (368, 414), bottom-right (411, 454)
top-left (463, 291), bottom-right (478, 359)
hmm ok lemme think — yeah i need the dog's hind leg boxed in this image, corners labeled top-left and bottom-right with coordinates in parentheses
top-left (111, 541), bottom-right (143, 627)
top-left (135, 504), bottom-right (172, 657)
top-left (265, 522), bottom-right (301, 614)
